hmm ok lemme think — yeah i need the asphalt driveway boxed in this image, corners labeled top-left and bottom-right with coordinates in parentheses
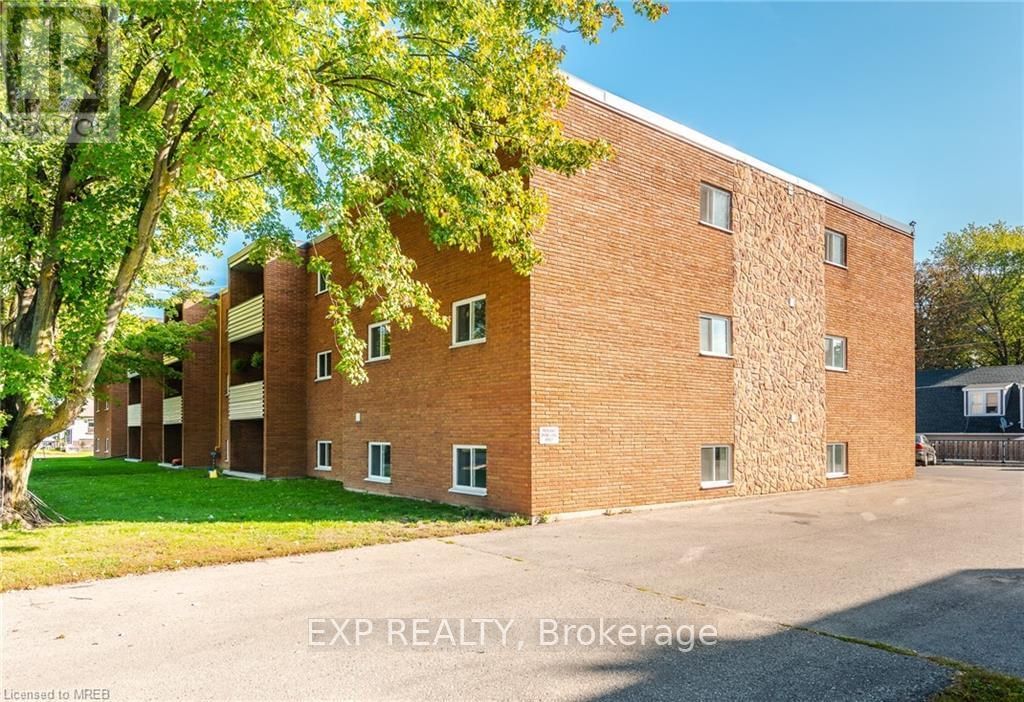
top-left (3, 465), bottom-right (1022, 701)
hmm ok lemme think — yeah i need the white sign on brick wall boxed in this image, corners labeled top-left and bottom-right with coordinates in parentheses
top-left (538, 426), bottom-right (560, 445)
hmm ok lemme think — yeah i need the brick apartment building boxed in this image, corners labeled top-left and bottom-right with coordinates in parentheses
top-left (102, 75), bottom-right (916, 517)
top-left (161, 299), bottom-right (222, 467)
top-left (94, 299), bottom-right (220, 466)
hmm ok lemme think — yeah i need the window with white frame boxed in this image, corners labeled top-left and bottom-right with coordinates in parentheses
top-left (105, 437), bottom-right (110, 452)
top-left (699, 183), bottom-right (732, 231)
top-left (826, 443), bottom-right (847, 477)
top-left (367, 442), bottom-right (391, 482)
top-left (824, 335), bottom-right (847, 371)
top-left (315, 440), bottom-right (332, 471)
top-left (368, 322), bottom-right (391, 361)
top-left (964, 387), bottom-right (1006, 417)
top-left (699, 314), bottom-right (732, 357)
top-left (452, 445), bottom-right (487, 495)
top-left (452, 295), bottom-right (486, 346)
top-left (701, 445), bottom-right (733, 487)
top-left (315, 350), bottom-right (332, 380)
top-left (316, 271), bottom-right (328, 295)
top-left (825, 229), bottom-right (847, 267)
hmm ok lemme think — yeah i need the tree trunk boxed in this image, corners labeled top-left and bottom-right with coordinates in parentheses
top-left (1, 429), bottom-right (47, 527)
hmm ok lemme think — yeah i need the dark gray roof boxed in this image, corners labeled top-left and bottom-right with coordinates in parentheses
top-left (916, 365), bottom-right (1024, 434)
top-left (917, 365), bottom-right (1024, 389)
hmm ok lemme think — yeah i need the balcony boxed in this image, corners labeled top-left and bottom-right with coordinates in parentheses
top-left (163, 396), bottom-right (183, 425)
top-left (127, 403), bottom-right (141, 427)
top-left (229, 381), bottom-right (264, 420)
top-left (227, 294), bottom-right (264, 342)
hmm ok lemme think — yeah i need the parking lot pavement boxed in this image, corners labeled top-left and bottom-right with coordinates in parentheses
top-left (3, 465), bottom-right (1020, 700)
top-left (453, 464), bottom-right (1024, 675)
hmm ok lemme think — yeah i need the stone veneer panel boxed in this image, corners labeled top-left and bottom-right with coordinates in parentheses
top-left (732, 165), bottom-right (827, 495)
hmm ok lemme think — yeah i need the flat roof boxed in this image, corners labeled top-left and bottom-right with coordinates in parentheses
top-left (565, 73), bottom-right (914, 237)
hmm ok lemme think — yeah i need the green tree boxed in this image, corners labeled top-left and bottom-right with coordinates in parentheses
top-left (916, 222), bottom-right (1024, 369)
top-left (0, 1), bottom-right (664, 524)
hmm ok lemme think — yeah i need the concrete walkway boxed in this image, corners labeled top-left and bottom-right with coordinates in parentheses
top-left (3, 465), bottom-right (1021, 701)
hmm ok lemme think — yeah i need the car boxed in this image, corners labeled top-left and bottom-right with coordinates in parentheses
top-left (915, 434), bottom-right (938, 466)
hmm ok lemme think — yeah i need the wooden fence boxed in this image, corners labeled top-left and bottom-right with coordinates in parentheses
top-left (933, 439), bottom-right (1024, 464)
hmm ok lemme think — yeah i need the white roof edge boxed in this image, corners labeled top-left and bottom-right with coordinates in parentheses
top-left (563, 73), bottom-right (914, 237)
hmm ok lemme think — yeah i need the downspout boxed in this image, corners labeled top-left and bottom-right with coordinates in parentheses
top-left (217, 292), bottom-right (224, 458)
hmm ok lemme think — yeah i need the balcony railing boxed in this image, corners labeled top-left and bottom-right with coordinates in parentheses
top-left (227, 294), bottom-right (264, 342)
top-left (163, 396), bottom-right (183, 425)
top-left (127, 403), bottom-right (141, 427)
top-left (228, 381), bottom-right (264, 420)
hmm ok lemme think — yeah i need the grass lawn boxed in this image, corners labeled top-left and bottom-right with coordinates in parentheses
top-left (1, 457), bottom-right (521, 591)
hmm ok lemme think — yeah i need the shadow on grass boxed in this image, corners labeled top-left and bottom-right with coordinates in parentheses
top-left (29, 457), bottom-right (503, 525)
top-left (0, 544), bottom-right (39, 553)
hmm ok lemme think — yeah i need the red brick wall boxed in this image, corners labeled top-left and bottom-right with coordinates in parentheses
top-left (824, 203), bottom-right (916, 485)
top-left (304, 218), bottom-right (533, 514)
top-left (93, 382), bottom-right (127, 458)
top-left (140, 376), bottom-right (163, 462)
top-left (181, 297), bottom-right (221, 467)
top-left (263, 256), bottom-right (309, 477)
top-left (529, 95), bottom-right (738, 514)
top-left (527, 93), bottom-right (914, 514)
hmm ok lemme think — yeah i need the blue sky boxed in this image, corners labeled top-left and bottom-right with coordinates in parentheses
top-left (558, 1), bottom-right (1023, 261)
top-left (200, 2), bottom-right (1022, 291)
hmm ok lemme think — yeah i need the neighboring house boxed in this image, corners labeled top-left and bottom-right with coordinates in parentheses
top-left (98, 75), bottom-right (916, 517)
top-left (44, 399), bottom-right (95, 452)
top-left (916, 365), bottom-right (1024, 439)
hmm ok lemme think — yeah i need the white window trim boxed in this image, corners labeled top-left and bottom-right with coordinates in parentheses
top-left (367, 321), bottom-right (391, 362)
top-left (824, 229), bottom-right (848, 269)
top-left (315, 440), bottom-right (332, 471)
top-left (699, 220), bottom-right (734, 236)
top-left (450, 444), bottom-right (487, 496)
top-left (366, 441), bottom-right (392, 484)
top-left (450, 294), bottom-right (487, 348)
top-left (699, 313), bottom-right (733, 359)
top-left (700, 445), bottom-right (734, 489)
top-left (826, 443), bottom-right (848, 479)
top-left (698, 182), bottom-right (734, 234)
top-left (963, 385), bottom-right (1011, 417)
top-left (824, 335), bottom-right (848, 372)
top-left (316, 271), bottom-right (328, 296)
top-left (315, 350), bottom-right (332, 381)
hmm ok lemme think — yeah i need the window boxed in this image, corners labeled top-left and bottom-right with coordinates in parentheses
top-left (825, 229), bottom-right (847, 267)
top-left (367, 442), bottom-right (392, 483)
top-left (699, 183), bottom-right (732, 231)
top-left (315, 440), bottom-right (332, 471)
top-left (105, 437), bottom-right (110, 452)
top-left (701, 445), bottom-right (733, 488)
top-left (964, 387), bottom-right (1006, 417)
top-left (699, 314), bottom-right (732, 357)
top-left (452, 295), bottom-right (486, 347)
top-left (826, 443), bottom-right (847, 478)
top-left (316, 271), bottom-right (328, 295)
top-left (315, 350), bottom-right (332, 380)
top-left (824, 335), bottom-right (847, 371)
top-left (368, 322), bottom-right (391, 361)
top-left (452, 445), bottom-right (487, 495)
